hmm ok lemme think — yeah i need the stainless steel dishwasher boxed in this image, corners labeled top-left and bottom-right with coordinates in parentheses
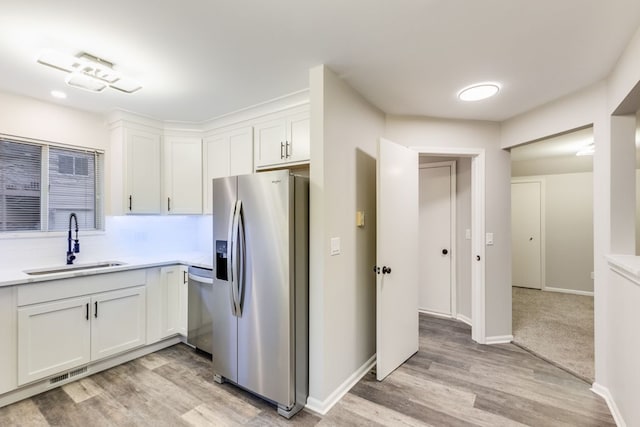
top-left (187, 266), bottom-right (214, 355)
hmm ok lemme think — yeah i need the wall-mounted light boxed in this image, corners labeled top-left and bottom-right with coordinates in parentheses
top-left (37, 50), bottom-right (142, 94)
top-left (457, 82), bottom-right (501, 101)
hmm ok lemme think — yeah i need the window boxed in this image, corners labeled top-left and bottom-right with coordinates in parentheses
top-left (0, 137), bottom-right (103, 233)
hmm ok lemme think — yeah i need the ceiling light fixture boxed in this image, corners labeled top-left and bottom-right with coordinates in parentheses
top-left (457, 82), bottom-right (501, 102)
top-left (50, 90), bottom-right (67, 99)
top-left (37, 50), bottom-right (142, 94)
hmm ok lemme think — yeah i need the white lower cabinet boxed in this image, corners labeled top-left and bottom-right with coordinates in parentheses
top-left (160, 265), bottom-right (188, 338)
top-left (17, 286), bottom-right (146, 386)
top-left (18, 296), bottom-right (91, 385)
top-left (90, 287), bottom-right (146, 361)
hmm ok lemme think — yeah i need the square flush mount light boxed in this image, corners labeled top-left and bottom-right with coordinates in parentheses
top-left (37, 50), bottom-right (142, 93)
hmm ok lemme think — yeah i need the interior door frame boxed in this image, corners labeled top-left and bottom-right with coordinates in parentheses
top-left (410, 146), bottom-right (486, 344)
top-left (510, 177), bottom-right (546, 290)
top-left (419, 160), bottom-right (457, 317)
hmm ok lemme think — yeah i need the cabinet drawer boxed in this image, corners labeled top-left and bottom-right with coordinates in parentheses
top-left (18, 269), bottom-right (146, 306)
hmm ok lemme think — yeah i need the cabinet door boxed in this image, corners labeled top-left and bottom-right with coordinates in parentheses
top-left (203, 127), bottom-right (253, 214)
top-left (287, 113), bottom-right (310, 164)
top-left (160, 265), bottom-right (188, 338)
top-left (91, 287), bottom-right (146, 361)
top-left (17, 296), bottom-right (91, 385)
top-left (254, 119), bottom-right (287, 168)
top-left (125, 128), bottom-right (162, 214)
top-left (229, 127), bottom-right (253, 176)
top-left (164, 137), bottom-right (203, 214)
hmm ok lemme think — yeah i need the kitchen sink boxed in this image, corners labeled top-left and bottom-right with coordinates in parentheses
top-left (23, 262), bottom-right (126, 276)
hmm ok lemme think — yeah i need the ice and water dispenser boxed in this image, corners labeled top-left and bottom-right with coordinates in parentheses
top-left (215, 240), bottom-right (228, 281)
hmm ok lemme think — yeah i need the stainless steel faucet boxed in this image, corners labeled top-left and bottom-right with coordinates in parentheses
top-left (66, 213), bottom-right (80, 265)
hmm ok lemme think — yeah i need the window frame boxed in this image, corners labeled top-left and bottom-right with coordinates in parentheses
top-left (0, 134), bottom-right (105, 237)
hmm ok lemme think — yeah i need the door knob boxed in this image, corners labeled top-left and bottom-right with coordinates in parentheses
top-left (382, 266), bottom-right (392, 274)
top-left (442, 249), bottom-right (448, 255)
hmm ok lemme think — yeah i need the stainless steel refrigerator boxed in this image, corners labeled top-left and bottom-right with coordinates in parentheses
top-left (211, 169), bottom-right (308, 418)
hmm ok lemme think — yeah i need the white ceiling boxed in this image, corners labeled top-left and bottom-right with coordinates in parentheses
top-left (1, 1), bottom-right (640, 123)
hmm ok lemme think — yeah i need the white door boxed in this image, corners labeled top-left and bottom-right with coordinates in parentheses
top-left (511, 181), bottom-right (542, 289)
top-left (376, 138), bottom-right (419, 381)
top-left (164, 137), bottom-right (202, 214)
top-left (419, 164), bottom-right (454, 315)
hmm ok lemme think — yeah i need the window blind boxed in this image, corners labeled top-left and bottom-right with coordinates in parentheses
top-left (0, 140), bottom-right (42, 231)
top-left (48, 147), bottom-right (100, 231)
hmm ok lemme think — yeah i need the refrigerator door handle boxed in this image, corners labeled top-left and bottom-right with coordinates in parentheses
top-left (230, 200), bottom-right (243, 317)
top-left (237, 201), bottom-right (246, 317)
top-left (227, 201), bottom-right (239, 316)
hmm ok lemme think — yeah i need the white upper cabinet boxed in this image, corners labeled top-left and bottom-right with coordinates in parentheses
top-left (164, 136), bottom-right (202, 214)
top-left (202, 126), bottom-right (253, 214)
top-left (254, 111), bottom-right (309, 169)
top-left (125, 128), bottom-right (162, 214)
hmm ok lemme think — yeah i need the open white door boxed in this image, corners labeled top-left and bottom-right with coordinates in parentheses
top-left (376, 138), bottom-right (419, 381)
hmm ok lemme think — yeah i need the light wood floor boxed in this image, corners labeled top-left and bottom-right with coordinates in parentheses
top-left (0, 314), bottom-right (614, 426)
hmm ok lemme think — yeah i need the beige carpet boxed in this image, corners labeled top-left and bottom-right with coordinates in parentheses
top-left (512, 287), bottom-right (594, 382)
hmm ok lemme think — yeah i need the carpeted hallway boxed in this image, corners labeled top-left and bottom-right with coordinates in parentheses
top-left (512, 287), bottom-right (594, 382)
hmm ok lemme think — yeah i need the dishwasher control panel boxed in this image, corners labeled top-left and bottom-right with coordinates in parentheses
top-left (215, 240), bottom-right (228, 281)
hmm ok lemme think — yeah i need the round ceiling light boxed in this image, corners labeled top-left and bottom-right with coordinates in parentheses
top-left (51, 90), bottom-right (67, 99)
top-left (457, 83), bottom-right (501, 101)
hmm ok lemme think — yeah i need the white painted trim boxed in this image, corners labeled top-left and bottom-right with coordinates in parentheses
top-left (418, 308), bottom-right (454, 319)
top-left (485, 335), bottom-right (513, 345)
top-left (606, 254), bottom-right (640, 286)
top-left (305, 354), bottom-right (376, 415)
top-left (591, 382), bottom-right (626, 427)
top-left (456, 313), bottom-right (472, 326)
top-left (510, 177), bottom-right (546, 290)
top-left (544, 287), bottom-right (594, 297)
top-left (410, 147), bottom-right (486, 345)
top-left (419, 161), bottom-right (457, 317)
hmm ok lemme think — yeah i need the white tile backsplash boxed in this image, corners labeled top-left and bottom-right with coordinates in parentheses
top-left (0, 215), bottom-right (210, 270)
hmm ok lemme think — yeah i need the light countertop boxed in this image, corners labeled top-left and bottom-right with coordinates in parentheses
top-left (0, 252), bottom-right (213, 288)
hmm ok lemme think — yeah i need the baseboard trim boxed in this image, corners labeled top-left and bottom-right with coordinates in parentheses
top-left (456, 313), bottom-right (472, 326)
top-left (544, 287), bottom-right (594, 297)
top-left (591, 382), bottom-right (626, 427)
top-left (418, 309), bottom-right (453, 319)
top-left (305, 354), bottom-right (376, 415)
top-left (485, 335), bottom-right (513, 345)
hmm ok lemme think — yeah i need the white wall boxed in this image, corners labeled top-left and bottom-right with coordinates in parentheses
top-left (308, 65), bottom-right (384, 408)
top-left (385, 116), bottom-right (511, 338)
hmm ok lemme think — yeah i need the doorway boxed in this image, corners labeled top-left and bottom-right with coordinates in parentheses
top-left (510, 126), bottom-right (595, 382)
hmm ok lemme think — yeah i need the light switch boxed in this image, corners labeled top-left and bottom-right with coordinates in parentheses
top-left (356, 211), bottom-right (365, 228)
top-left (486, 233), bottom-right (494, 246)
top-left (465, 229), bottom-right (471, 240)
top-left (330, 237), bottom-right (341, 256)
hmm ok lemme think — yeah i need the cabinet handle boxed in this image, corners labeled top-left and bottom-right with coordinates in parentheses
top-left (85, 303), bottom-right (89, 320)
top-left (183, 270), bottom-right (188, 284)
top-left (94, 301), bottom-right (98, 318)
top-left (285, 141), bottom-right (291, 158)
top-left (168, 197), bottom-right (171, 212)
top-left (129, 195), bottom-right (132, 211)
top-left (280, 142), bottom-right (285, 159)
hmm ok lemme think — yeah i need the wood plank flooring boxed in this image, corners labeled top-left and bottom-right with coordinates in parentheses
top-left (0, 314), bottom-right (614, 426)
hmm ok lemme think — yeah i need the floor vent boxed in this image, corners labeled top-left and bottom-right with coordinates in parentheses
top-left (49, 373), bottom-right (69, 385)
top-left (69, 366), bottom-right (87, 378)
top-left (48, 366), bottom-right (88, 386)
